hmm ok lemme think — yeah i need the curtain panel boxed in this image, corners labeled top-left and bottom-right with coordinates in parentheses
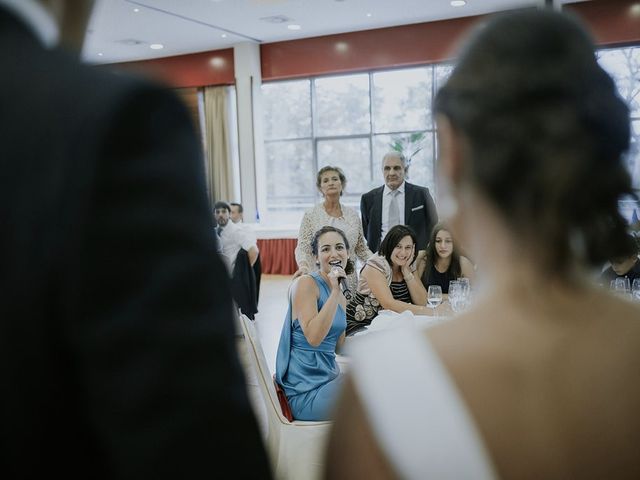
top-left (203, 85), bottom-right (234, 206)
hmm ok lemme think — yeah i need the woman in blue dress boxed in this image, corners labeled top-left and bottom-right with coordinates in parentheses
top-left (275, 226), bottom-right (351, 421)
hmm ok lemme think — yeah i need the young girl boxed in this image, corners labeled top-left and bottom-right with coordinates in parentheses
top-left (417, 222), bottom-right (475, 293)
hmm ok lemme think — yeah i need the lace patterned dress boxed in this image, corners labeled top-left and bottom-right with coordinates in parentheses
top-left (295, 203), bottom-right (373, 293)
top-left (346, 254), bottom-right (416, 335)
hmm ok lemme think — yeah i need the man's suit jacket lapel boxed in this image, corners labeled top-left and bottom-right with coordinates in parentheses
top-left (404, 182), bottom-right (416, 222)
top-left (371, 185), bottom-right (384, 234)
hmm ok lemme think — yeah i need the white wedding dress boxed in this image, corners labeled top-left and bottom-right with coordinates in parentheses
top-left (347, 325), bottom-right (498, 479)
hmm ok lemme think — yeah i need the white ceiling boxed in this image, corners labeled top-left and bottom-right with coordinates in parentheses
top-left (83, 0), bottom-right (590, 64)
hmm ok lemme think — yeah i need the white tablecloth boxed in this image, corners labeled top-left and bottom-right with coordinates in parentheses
top-left (350, 309), bottom-right (450, 338)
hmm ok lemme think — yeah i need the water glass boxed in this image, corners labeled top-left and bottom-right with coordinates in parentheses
top-left (611, 277), bottom-right (631, 300)
top-left (427, 285), bottom-right (443, 311)
top-left (457, 277), bottom-right (471, 302)
top-left (632, 279), bottom-right (640, 302)
top-left (449, 281), bottom-right (466, 313)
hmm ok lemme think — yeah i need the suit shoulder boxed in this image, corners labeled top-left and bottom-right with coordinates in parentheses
top-left (363, 185), bottom-right (384, 198)
top-left (405, 182), bottom-right (429, 192)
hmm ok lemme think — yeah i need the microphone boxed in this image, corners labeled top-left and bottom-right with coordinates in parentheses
top-left (330, 261), bottom-right (352, 301)
top-left (339, 277), bottom-right (352, 301)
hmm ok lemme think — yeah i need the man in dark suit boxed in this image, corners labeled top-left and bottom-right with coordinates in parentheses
top-left (361, 152), bottom-right (438, 252)
top-left (0, 1), bottom-right (271, 478)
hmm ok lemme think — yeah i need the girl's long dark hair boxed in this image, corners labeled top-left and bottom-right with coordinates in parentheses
top-left (420, 222), bottom-right (461, 287)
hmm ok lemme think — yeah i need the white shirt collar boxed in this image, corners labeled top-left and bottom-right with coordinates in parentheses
top-left (383, 181), bottom-right (406, 196)
top-left (219, 219), bottom-right (238, 234)
top-left (0, 0), bottom-right (59, 48)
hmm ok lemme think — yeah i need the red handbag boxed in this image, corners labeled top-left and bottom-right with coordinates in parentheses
top-left (273, 376), bottom-right (294, 422)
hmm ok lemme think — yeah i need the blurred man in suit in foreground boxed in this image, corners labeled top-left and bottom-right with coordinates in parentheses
top-left (0, 1), bottom-right (271, 478)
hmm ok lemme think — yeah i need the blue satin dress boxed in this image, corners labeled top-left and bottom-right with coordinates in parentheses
top-left (275, 271), bottom-right (346, 421)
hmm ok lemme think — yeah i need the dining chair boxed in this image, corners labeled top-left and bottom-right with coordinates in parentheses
top-left (238, 313), bottom-right (331, 480)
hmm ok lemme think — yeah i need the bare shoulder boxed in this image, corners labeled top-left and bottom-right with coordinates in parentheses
top-left (361, 263), bottom-right (385, 281)
top-left (291, 274), bottom-right (319, 300)
top-left (460, 255), bottom-right (474, 268)
top-left (420, 290), bottom-right (640, 478)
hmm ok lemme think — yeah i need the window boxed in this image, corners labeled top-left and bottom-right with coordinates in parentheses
top-left (598, 47), bottom-right (640, 191)
top-left (262, 67), bottom-right (441, 225)
top-left (598, 46), bottom-right (640, 223)
top-left (260, 48), bottom-right (640, 227)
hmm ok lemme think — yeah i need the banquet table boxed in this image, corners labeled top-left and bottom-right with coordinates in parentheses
top-left (253, 226), bottom-right (299, 275)
top-left (337, 308), bottom-right (451, 371)
top-left (350, 308), bottom-right (451, 337)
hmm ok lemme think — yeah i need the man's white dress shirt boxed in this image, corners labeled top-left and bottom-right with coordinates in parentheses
top-left (219, 220), bottom-right (258, 271)
top-left (381, 181), bottom-right (406, 243)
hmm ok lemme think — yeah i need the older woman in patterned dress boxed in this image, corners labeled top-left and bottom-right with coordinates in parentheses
top-left (294, 166), bottom-right (372, 293)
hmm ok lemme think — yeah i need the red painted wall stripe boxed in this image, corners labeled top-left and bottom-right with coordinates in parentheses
top-left (105, 49), bottom-right (235, 88)
top-left (260, 15), bottom-right (481, 81)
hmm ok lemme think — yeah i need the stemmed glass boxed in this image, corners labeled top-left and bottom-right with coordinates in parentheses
top-left (632, 279), bottom-right (640, 302)
top-left (611, 277), bottom-right (631, 300)
top-left (427, 285), bottom-right (443, 313)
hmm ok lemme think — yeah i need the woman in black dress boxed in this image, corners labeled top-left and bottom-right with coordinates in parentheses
top-left (418, 221), bottom-right (475, 293)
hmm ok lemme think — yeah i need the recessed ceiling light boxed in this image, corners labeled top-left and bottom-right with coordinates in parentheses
top-left (221, 33), bottom-right (227, 38)
top-left (149, 43), bottom-right (164, 50)
top-left (287, 24), bottom-right (301, 30)
top-left (210, 57), bottom-right (226, 68)
top-left (133, 8), bottom-right (140, 12)
top-left (366, 13), bottom-right (372, 17)
top-left (97, 52), bottom-right (103, 56)
top-left (631, 4), bottom-right (640, 16)
top-left (260, 15), bottom-right (291, 24)
top-left (450, 0), bottom-right (466, 6)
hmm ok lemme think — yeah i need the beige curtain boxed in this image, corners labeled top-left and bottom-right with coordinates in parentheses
top-left (203, 85), bottom-right (233, 205)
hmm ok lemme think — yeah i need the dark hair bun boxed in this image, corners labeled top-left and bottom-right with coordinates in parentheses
top-left (435, 9), bottom-right (635, 273)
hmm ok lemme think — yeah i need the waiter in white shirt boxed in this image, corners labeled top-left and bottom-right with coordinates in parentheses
top-left (214, 201), bottom-right (259, 271)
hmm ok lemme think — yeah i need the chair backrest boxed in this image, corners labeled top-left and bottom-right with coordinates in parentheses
top-left (239, 313), bottom-right (288, 424)
top-left (238, 314), bottom-right (332, 480)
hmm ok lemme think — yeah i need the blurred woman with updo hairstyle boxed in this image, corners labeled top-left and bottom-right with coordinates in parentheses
top-left (326, 9), bottom-right (640, 479)
top-left (417, 221), bottom-right (475, 293)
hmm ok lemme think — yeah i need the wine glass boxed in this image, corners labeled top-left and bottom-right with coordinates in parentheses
top-left (427, 285), bottom-right (443, 312)
top-left (632, 278), bottom-right (640, 302)
top-left (612, 277), bottom-right (631, 299)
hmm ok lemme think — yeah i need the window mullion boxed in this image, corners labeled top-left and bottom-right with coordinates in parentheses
top-left (310, 78), bottom-right (319, 204)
